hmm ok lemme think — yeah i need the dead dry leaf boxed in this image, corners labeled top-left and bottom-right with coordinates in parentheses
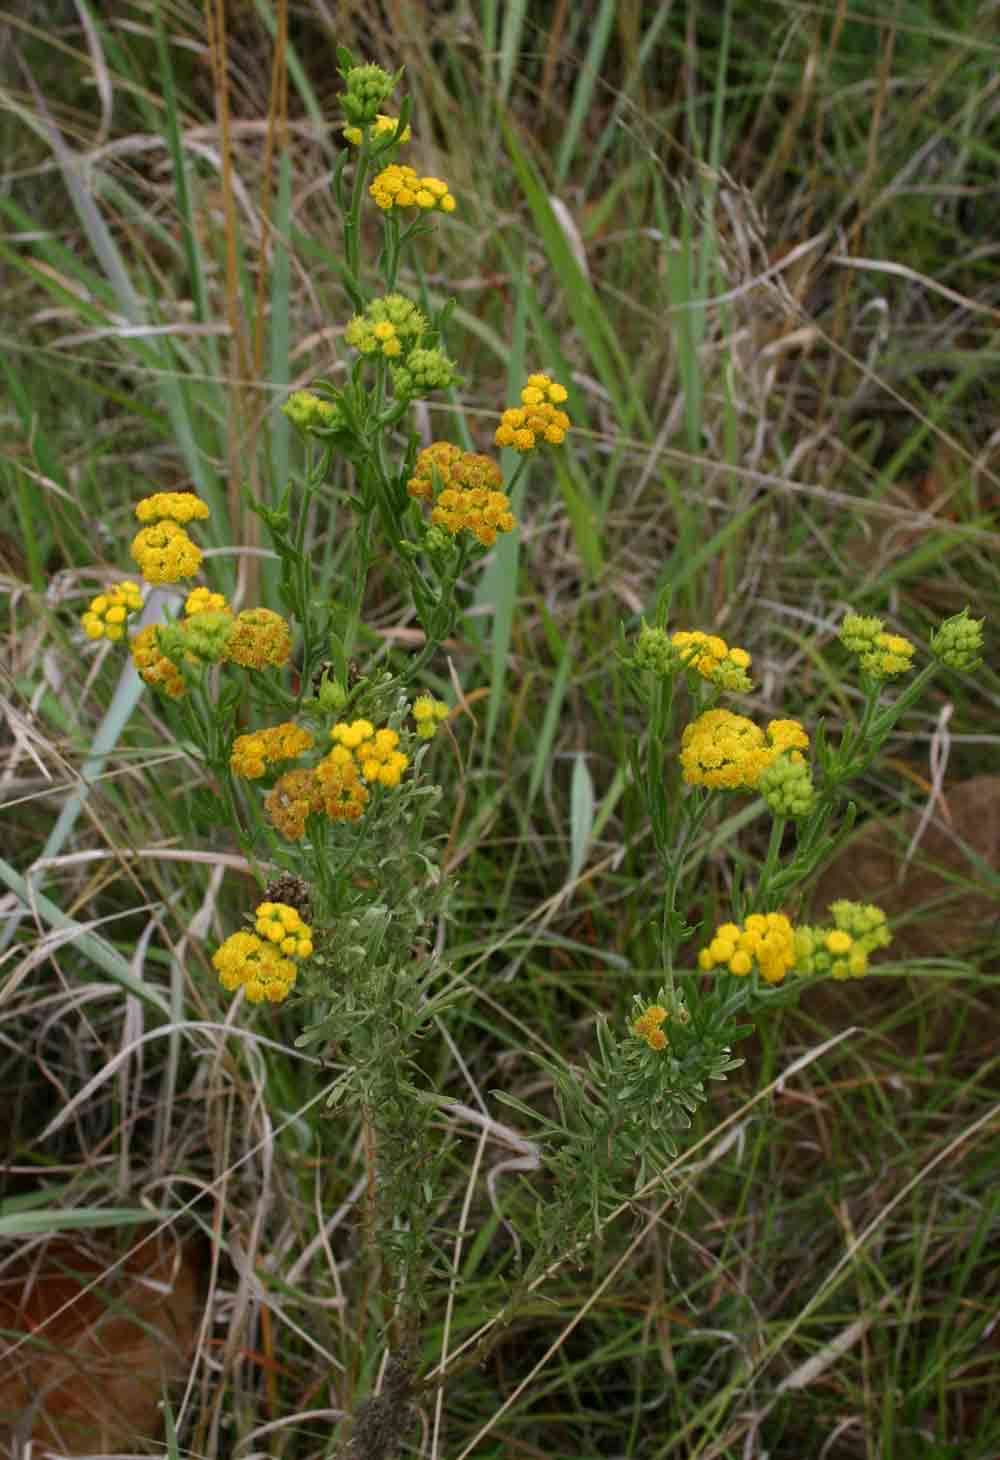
top-left (0, 1234), bottom-right (201, 1457)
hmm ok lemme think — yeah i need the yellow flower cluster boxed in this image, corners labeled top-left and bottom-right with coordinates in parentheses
top-left (698, 913), bottom-right (796, 985)
top-left (330, 720), bottom-right (409, 787)
top-left (633, 1004), bottom-right (669, 1050)
top-left (212, 931), bottom-right (295, 1004)
top-left (671, 630), bottom-right (753, 692)
top-left (253, 901), bottom-right (313, 959)
top-left (434, 487), bottom-right (515, 547)
top-left (225, 609), bottom-right (292, 670)
top-left (185, 587), bottom-right (228, 616)
top-left (130, 623), bottom-right (186, 698)
top-left (230, 722), bottom-right (315, 779)
top-left (134, 492), bottom-right (210, 525)
top-left (131, 518), bottom-right (204, 585)
top-left (413, 696), bottom-right (449, 740)
top-left (840, 613), bottom-right (915, 679)
top-left (680, 709), bottom-right (809, 790)
top-left (80, 581), bottom-right (143, 642)
top-left (343, 113), bottom-right (411, 146)
top-left (495, 374), bottom-right (570, 451)
top-left (314, 750), bottom-right (369, 823)
top-left (266, 768), bottom-right (323, 840)
top-left (369, 164), bottom-right (455, 212)
top-left (130, 492), bottom-right (210, 585)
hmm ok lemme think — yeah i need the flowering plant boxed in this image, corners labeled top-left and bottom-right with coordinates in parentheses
top-left (68, 46), bottom-right (987, 1459)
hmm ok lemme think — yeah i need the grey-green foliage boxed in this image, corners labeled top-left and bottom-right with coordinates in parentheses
top-left (497, 984), bottom-right (749, 1266)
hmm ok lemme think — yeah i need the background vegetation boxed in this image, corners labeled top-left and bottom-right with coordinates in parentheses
top-left (1, 2), bottom-right (998, 1457)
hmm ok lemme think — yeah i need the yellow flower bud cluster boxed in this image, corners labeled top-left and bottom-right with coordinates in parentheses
top-left (345, 294), bottom-right (428, 360)
top-left (230, 722), bottom-right (315, 780)
top-left (413, 696), bottom-right (449, 740)
top-left (343, 113), bottom-right (411, 146)
top-left (680, 709), bottom-right (808, 790)
top-left (698, 913), bottom-right (796, 985)
top-left (134, 493), bottom-right (210, 525)
top-left (495, 374), bottom-right (570, 451)
top-left (369, 164), bottom-right (455, 213)
top-left (794, 901), bottom-right (891, 980)
top-left (130, 492), bottom-right (210, 585)
top-left (671, 630), bottom-right (753, 692)
top-left (253, 901), bottom-right (314, 959)
top-left (633, 1003), bottom-right (669, 1050)
top-left (80, 581), bottom-right (143, 642)
top-left (839, 612), bottom-right (915, 679)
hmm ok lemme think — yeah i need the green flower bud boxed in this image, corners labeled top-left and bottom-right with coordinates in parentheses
top-left (283, 390), bottom-right (343, 435)
top-left (317, 675), bottom-right (348, 713)
top-left (389, 347), bottom-right (457, 399)
top-left (930, 609), bottom-right (985, 672)
top-left (339, 63), bottom-right (398, 126)
top-left (839, 612), bottom-right (883, 656)
top-left (183, 609), bottom-right (235, 664)
top-left (633, 622), bottom-right (673, 677)
top-left (758, 753), bottom-right (816, 820)
top-left (423, 524), bottom-right (458, 559)
top-left (840, 612), bottom-right (915, 679)
top-left (829, 900), bottom-right (891, 953)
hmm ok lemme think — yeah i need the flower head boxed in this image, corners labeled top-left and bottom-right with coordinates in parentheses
top-left (130, 624), bottom-right (186, 698)
top-left (212, 930), bottom-right (297, 1004)
top-left (80, 581), bottom-right (143, 642)
top-left (185, 587), bottom-right (228, 616)
top-left (225, 609), bottom-right (292, 670)
top-left (680, 709), bottom-right (808, 791)
top-left (330, 720), bottom-right (409, 787)
top-left (930, 609), bottom-right (985, 672)
top-left (699, 912), bottom-right (796, 985)
top-left (265, 769), bottom-right (324, 841)
top-left (633, 1003), bottom-right (669, 1051)
top-left (314, 747), bottom-right (370, 822)
top-left (495, 374), bottom-right (570, 451)
top-left (794, 902), bottom-right (890, 980)
top-left (412, 696), bottom-right (449, 740)
top-left (671, 630), bottom-right (753, 693)
top-left (134, 492), bottom-right (210, 525)
top-left (253, 901), bottom-right (314, 959)
top-left (130, 520), bottom-right (203, 584)
top-left (369, 164), bottom-right (455, 213)
top-left (230, 722), bottom-right (315, 780)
